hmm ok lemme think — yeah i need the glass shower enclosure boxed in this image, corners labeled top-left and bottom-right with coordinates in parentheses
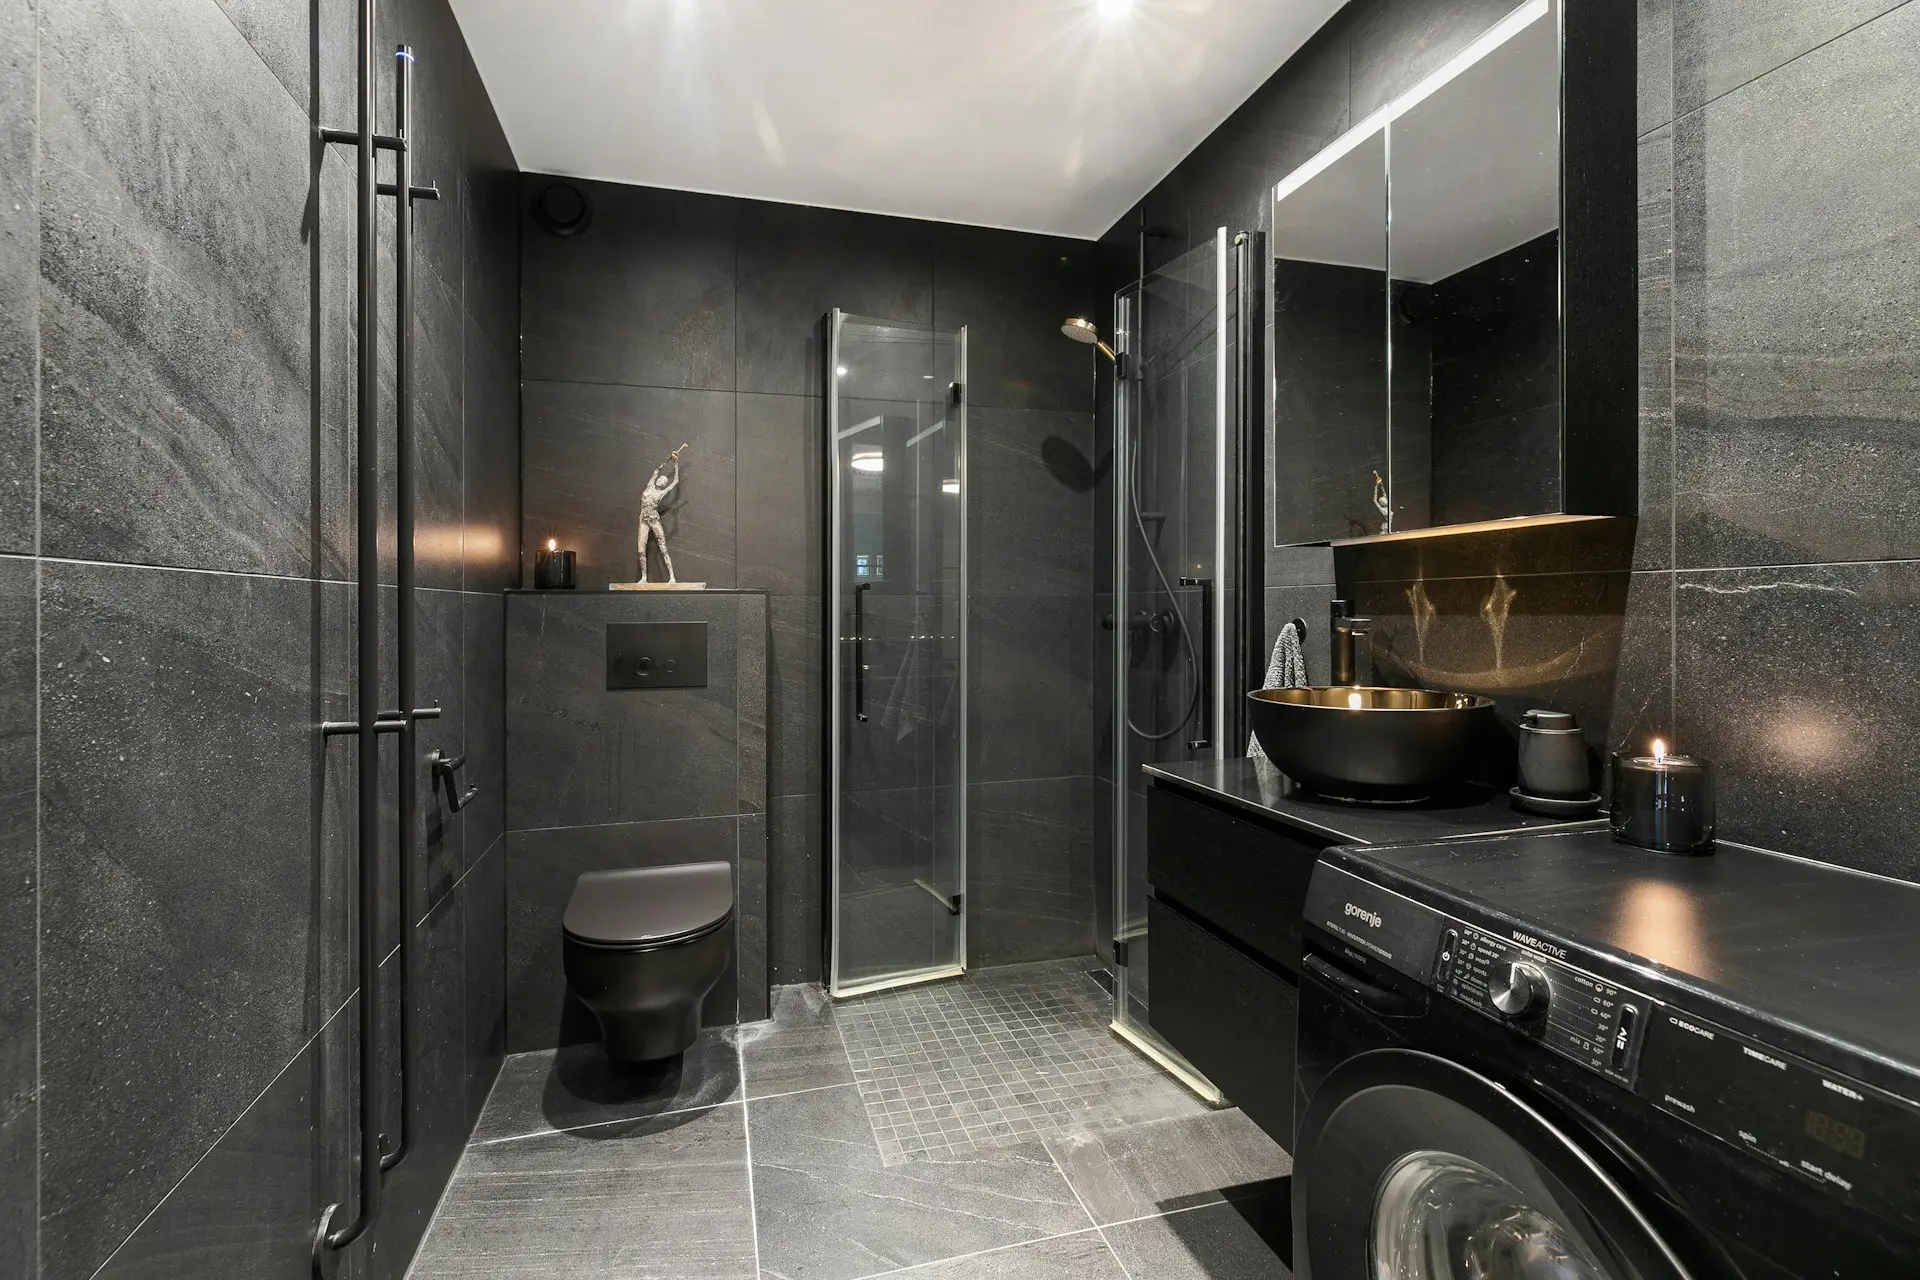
top-left (1108, 231), bottom-right (1234, 1096)
top-left (826, 310), bottom-right (969, 998)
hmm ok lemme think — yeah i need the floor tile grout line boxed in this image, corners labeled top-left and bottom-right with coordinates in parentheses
top-left (471, 1095), bottom-right (746, 1146)
top-left (740, 1032), bottom-right (765, 1279)
top-left (846, 1199), bottom-right (1233, 1280)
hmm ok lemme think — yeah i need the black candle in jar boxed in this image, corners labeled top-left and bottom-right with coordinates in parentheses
top-left (534, 538), bottom-right (576, 590)
top-left (1609, 739), bottom-right (1715, 855)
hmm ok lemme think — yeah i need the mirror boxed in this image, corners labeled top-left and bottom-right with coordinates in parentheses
top-left (1268, 0), bottom-right (1634, 546)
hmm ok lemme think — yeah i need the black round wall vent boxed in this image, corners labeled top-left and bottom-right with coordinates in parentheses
top-left (533, 182), bottom-right (593, 238)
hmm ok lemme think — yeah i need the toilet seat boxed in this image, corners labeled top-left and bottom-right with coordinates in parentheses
top-left (563, 861), bottom-right (734, 950)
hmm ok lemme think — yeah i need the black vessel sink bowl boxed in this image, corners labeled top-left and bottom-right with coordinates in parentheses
top-left (1247, 686), bottom-right (1496, 804)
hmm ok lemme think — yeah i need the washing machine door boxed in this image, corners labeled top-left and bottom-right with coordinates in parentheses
top-left (1294, 1049), bottom-right (1697, 1280)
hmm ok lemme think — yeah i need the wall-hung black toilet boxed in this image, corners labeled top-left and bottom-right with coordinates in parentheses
top-left (561, 861), bottom-right (735, 1062)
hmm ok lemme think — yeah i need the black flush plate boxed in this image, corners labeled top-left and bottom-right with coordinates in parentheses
top-left (606, 622), bottom-right (708, 690)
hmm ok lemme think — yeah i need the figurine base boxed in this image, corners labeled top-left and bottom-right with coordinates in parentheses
top-left (610, 582), bottom-right (708, 591)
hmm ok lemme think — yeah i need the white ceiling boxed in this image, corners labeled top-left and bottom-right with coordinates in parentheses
top-left (448, 0), bottom-right (1346, 240)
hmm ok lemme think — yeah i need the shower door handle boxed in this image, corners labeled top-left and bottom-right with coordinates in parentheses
top-left (1180, 576), bottom-right (1214, 752)
top-left (853, 582), bottom-right (871, 723)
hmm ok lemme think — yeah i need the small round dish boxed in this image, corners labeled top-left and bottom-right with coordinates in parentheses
top-left (1509, 786), bottom-right (1603, 817)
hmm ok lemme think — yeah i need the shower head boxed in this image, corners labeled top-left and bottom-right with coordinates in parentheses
top-left (1061, 317), bottom-right (1117, 361)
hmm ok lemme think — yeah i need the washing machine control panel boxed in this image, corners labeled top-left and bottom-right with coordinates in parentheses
top-left (1433, 923), bottom-right (1646, 1087)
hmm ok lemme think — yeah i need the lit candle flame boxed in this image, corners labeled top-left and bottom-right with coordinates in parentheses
top-left (546, 537), bottom-right (558, 553)
top-left (1347, 691), bottom-right (1363, 710)
top-left (1652, 738), bottom-right (1666, 764)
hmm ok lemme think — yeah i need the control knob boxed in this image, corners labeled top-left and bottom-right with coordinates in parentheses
top-left (1489, 956), bottom-right (1551, 1021)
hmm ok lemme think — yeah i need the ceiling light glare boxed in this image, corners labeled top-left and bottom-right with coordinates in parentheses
top-left (941, 478), bottom-right (961, 494)
top-left (1099, 0), bottom-right (1135, 17)
top-left (851, 450), bottom-right (885, 474)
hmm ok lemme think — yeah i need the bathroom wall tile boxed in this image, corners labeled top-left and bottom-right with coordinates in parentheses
top-left (1671, 0), bottom-right (1903, 115)
top-left (0, 0), bottom-right (35, 555)
top-left (770, 596), bottom-right (823, 800)
top-left (970, 407), bottom-right (1096, 599)
top-left (505, 591), bottom-right (739, 830)
top-left (738, 984), bottom-right (852, 1100)
top-left (89, 1011), bottom-right (352, 1280)
top-left (737, 810), bottom-right (769, 1022)
top-left (1347, 0), bottom-right (1528, 120)
top-left (1100, 1193), bottom-right (1294, 1280)
top-left (737, 392), bottom-right (824, 597)
top-left (1675, 561), bottom-right (1920, 882)
top-left (1608, 570), bottom-right (1675, 762)
top-left (933, 224), bottom-right (1098, 413)
top-left (770, 793), bottom-right (823, 985)
top-left (1042, 1109), bottom-right (1292, 1227)
top-left (461, 590), bottom-right (506, 864)
top-left (521, 380), bottom-right (738, 591)
top-left (505, 816), bottom-right (741, 1054)
top-left (409, 1103), bottom-right (756, 1280)
top-left (1639, 0), bottom-right (1674, 134)
top-left (464, 836), bottom-right (507, 1125)
top-left (471, 1031), bottom-right (741, 1145)
top-left (520, 178), bottom-right (738, 391)
top-left (737, 593), bottom-right (769, 816)
top-left (1636, 126), bottom-right (1675, 572)
top-left (969, 595), bottom-right (1091, 784)
top-left (1671, 7), bottom-right (1920, 569)
top-left (0, 557), bottom-right (34, 1280)
top-left (462, 56), bottom-right (521, 361)
top-left (379, 254), bottom-right (468, 592)
top-left (898, 1230), bottom-right (1129, 1280)
top-left (737, 202), bottom-right (934, 396)
top-left (39, 563), bottom-right (352, 1280)
top-left (1266, 544), bottom-right (1337, 590)
top-left (376, 0), bottom-right (469, 291)
top-left (38, 0), bottom-right (340, 578)
top-left (464, 318), bottom-right (522, 592)
top-left (749, 1083), bottom-right (1090, 1280)
top-left (386, 586), bottom-right (467, 924)
top-left (968, 777), bottom-right (1095, 968)
top-left (210, 0), bottom-right (355, 125)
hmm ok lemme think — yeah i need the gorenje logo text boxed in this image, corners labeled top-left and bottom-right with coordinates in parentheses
top-left (1344, 903), bottom-right (1383, 929)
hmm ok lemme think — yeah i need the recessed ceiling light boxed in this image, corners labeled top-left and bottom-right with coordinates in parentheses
top-left (1099, 0), bottom-right (1135, 16)
top-left (941, 478), bottom-right (960, 494)
top-left (851, 450), bottom-right (885, 473)
top-left (836, 365), bottom-right (849, 377)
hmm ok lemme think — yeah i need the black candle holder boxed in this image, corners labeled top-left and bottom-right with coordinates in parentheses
top-left (1609, 747), bottom-right (1715, 855)
top-left (534, 547), bottom-right (576, 590)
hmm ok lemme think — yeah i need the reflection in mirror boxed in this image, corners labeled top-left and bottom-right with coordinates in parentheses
top-left (1270, 131), bottom-right (1387, 544)
top-left (1387, 7), bottom-right (1560, 531)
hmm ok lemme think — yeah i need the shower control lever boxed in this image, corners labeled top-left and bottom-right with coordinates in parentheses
top-left (428, 749), bottom-right (480, 812)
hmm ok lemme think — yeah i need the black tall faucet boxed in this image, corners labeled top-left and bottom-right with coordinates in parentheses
top-left (1329, 599), bottom-right (1372, 687)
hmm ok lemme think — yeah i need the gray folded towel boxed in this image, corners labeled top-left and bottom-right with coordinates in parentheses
top-left (1248, 620), bottom-right (1308, 760)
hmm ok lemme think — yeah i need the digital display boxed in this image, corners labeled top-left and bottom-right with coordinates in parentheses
top-left (1804, 1109), bottom-right (1867, 1160)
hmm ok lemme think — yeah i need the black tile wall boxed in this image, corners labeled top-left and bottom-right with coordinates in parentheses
top-left (16, 0), bottom-right (522, 1275)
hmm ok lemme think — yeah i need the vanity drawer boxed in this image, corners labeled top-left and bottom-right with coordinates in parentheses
top-left (1145, 780), bottom-right (1320, 973)
top-left (1148, 896), bottom-right (1298, 1148)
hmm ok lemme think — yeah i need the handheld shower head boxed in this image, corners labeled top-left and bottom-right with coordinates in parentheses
top-left (1061, 317), bottom-right (1117, 362)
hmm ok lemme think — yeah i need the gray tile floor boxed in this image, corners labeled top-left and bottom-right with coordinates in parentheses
top-left (408, 958), bottom-right (1294, 1279)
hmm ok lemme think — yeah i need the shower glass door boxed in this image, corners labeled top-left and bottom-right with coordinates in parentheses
top-left (1110, 232), bottom-right (1230, 1097)
top-left (827, 310), bottom-right (968, 998)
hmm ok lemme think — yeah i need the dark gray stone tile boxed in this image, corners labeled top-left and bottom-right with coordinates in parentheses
top-left (1265, 544), bottom-right (1336, 590)
top-left (897, 1230), bottom-right (1128, 1280)
top-left (1042, 1110), bottom-right (1291, 1227)
top-left (770, 794), bottom-right (823, 985)
top-left (1672, 0), bottom-right (1903, 115)
top-left (464, 836), bottom-right (507, 1125)
top-left (968, 778), bottom-right (1094, 968)
top-left (461, 590), bottom-right (506, 863)
top-left (39, 563), bottom-right (352, 1279)
top-left (970, 407), bottom-right (1095, 598)
top-left (472, 1032), bottom-right (742, 1145)
top-left (505, 816), bottom-right (741, 1054)
top-left (738, 594), bottom-right (769, 816)
top-left (1675, 562), bottom-right (1920, 882)
top-left (1672, 7), bottom-right (1920, 568)
top-left (1347, 0), bottom-right (1528, 120)
top-left (211, 0), bottom-right (354, 126)
top-left (505, 591), bottom-right (740, 829)
top-left (737, 984), bottom-right (851, 1100)
top-left (1637, 126), bottom-right (1675, 573)
top-left (464, 319), bottom-right (521, 593)
top-left (1640, 0), bottom-right (1674, 134)
top-left (737, 392), bottom-right (824, 597)
top-left (737, 810), bottom-right (769, 1022)
top-left (0, 557), bottom-right (33, 1279)
top-left (0, 0), bottom-right (34, 555)
top-left (969, 595), bottom-right (1091, 783)
top-left (1101, 1193), bottom-right (1295, 1280)
top-left (749, 1083), bottom-right (1090, 1280)
top-left (410, 1102), bottom-right (756, 1279)
top-left (461, 36), bottom-right (520, 360)
top-left (39, 0), bottom-right (343, 578)
top-left (521, 380), bottom-right (737, 591)
top-left (90, 1012), bottom-right (353, 1280)
top-left (375, 0), bottom-right (469, 295)
top-left (1608, 571), bottom-right (1674, 763)
top-left (932, 224), bottom-right (1098, 413)
top-left (379, 255), bottom-right (467, 592)
top-left (521, 178), bottom-right (737, 391)
top-left (388, 586), bottom-right (466, 923)
top-left (770, 597), bottom-right (823, 800)
top-left (737, 202), bottom-right (934, 396)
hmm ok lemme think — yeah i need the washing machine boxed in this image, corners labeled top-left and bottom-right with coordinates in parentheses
top-left (1291, 827), bottom-right (1920, 1280)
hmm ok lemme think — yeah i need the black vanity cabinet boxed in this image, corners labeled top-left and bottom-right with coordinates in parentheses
top-left (1142, 759), bottom-right (1604, 1148)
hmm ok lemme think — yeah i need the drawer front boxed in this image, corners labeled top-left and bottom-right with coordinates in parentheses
top-left (1146, 781), bottom-right (1321, 972)
top-left (1148, 897), bottom-right (1299, 1148)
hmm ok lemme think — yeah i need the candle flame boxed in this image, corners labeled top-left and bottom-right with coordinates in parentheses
top-left (1347, 691), bottom-right (1363, 710)
top-left (1651, 738), bottom-right (1666, 763)
top-left (546, 537), bottom-right (558, 553)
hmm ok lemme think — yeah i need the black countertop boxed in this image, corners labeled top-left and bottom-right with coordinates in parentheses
top-left (1143, 757), bottom-right (1604, 846)
top-left (1327, 828), bottom-right (1920, 1083)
